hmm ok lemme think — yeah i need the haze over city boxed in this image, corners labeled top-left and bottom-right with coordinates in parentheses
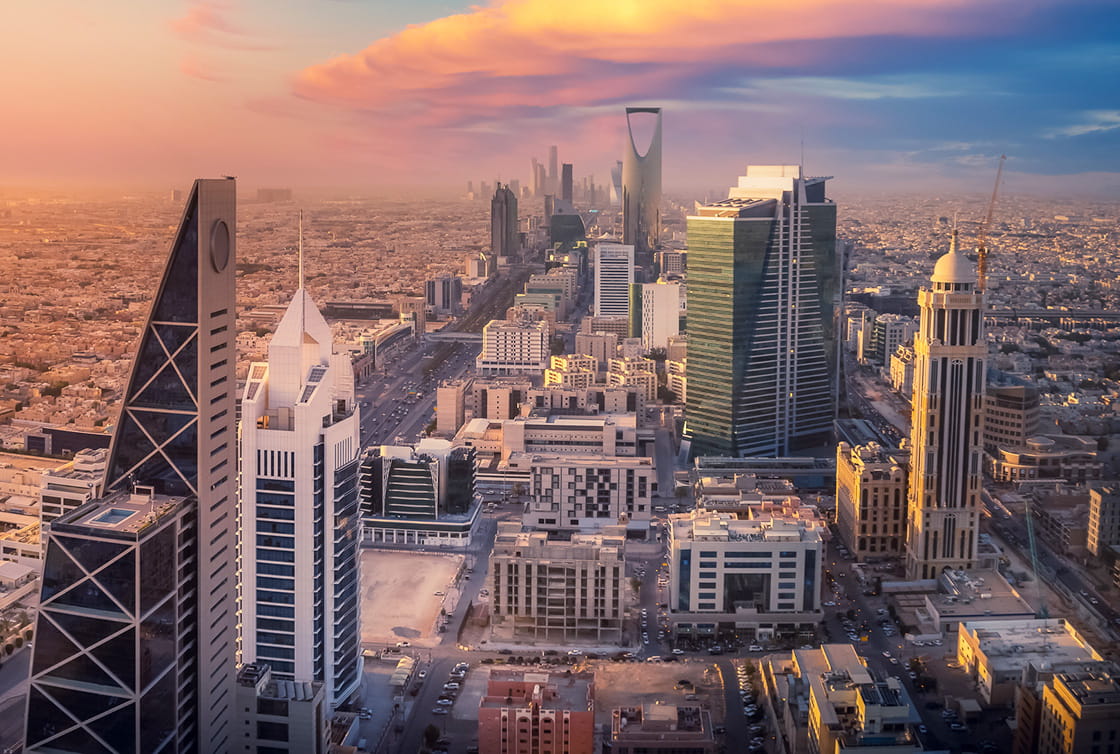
top-left (4, 0), bottom-right (1120, 193)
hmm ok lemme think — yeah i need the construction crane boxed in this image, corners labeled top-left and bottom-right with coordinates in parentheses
top-left (976, 154), bottom-right (1006, 291)
top-left (1020, 491), bottom-right (1049, 619)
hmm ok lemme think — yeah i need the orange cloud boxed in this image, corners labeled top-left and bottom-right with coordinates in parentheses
top-left (171, 0), bottom-right (278, 50)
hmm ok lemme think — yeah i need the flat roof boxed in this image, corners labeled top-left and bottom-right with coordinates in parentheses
top-left (59, 487), bottom-right (190, 538)
top-left (962, 619), bottom-right (1102, 673)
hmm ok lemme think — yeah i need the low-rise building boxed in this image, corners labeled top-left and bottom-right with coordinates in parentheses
top-left (957, 618), bottom-right (1104, 707)
top-left (835, 442), bottom-right (909, 561)
top-left (666, 505), bottom-right (824, 644)
top-left (234, 663), bottom-right (329, 754)
top-left (986, 435), bottom-right (1102, 484)
top-left (521, 453), bottom-right (655, 532)
top-left (607, 357), bottom-right (658, 403)
top-left (924, 569), bottom-right (1036, 634)
top-left (489, 522), bottom-right (627, 644)
top-left (478, 670), bottom-right (595, 754)
top-left (609, 704), bottom-right (716, 754)
top-left (38, 447), bottom-right (106, 529)
top-left (544, 354), bottom-right (598, 390)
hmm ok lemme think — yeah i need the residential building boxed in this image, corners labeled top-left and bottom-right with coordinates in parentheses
top-left (860, 313), bottom-right (916, 366)
top-left (956, 618), bottom-right (1104, 707)
top-left (521, 453), bottom-right (656, 532)
top-left (835, 442), bottom-right (909, 561)
top-left (1088, 485), bottom-right (1120, 558)
top-left (905, 232), bottom-right (987, 580)
top-left (607, 357), bottom-right (657, 403)
top-left (667, 358), bottom-right (687, 404)
top-left (889, 343), bottom-right (916, 398)
top-left (1013, 659), bottom-right (1119, 754)
top-left (609, 704), bottom-right (716, 754)
top-left (24, 178), bottom-right (240, 754)
top-left (454, 414), bottom-right (646, 461)
top-left (436, 378), bottom-right (470, 436)
top-left (239, 287), bottom-right (363, 706)
top-left (575, 331), bottom-right (620, 374)
top-left (1038, 670), bottom-right (1120, 754)
top-left (685, 165), bottom-right (837, 457)
top-left (477, 670), bottom-right (595, 754)
top-left (622, 107), bottom-right (662, 256)
top-left (544, 355), bottom-right (598, 390)
top-left (666, 505), bottom-right (824, 643)
top-left (594, 243), bottom-right (634, 318)
top-left (489, 522), bottom-right (627, 644)
top-left (477, 317), bottom-right (551, 376)
top-left (581, 315), bottom-right (630, 339)
top-left (657, 249), bottom-right (686, 275)
top-left (234, 663), bottom-right (329, 754)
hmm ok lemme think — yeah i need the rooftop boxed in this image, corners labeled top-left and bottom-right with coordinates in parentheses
top-left (611, 704), bottom-right (713, 742)
top-left (963, 618), bottom-right (1102, 674)
top-left (930, 568), bottom-right (1035, 621)
top-left (480, 670), bottom-right (594, 712)
top-left (56, 486), bottom-right (189, 538)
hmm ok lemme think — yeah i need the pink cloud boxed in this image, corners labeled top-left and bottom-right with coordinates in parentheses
top-left (171, 0), bottom-right (278, 50)
top-left (179, 55), bottom-right (226, 82)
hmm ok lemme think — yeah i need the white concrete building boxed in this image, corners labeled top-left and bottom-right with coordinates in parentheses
top-left (594, 243), bottom-right (634, 318)
top-left (638, 280), bottom-right (681, 351)
top-left (667, 506), bottom-right (824, 642)
top-left (476, 317), bottom-right (551, 376)
top-left (240, 289), bottom-right (362, 706)
top-left (522, 453), bottom-right (656, 532)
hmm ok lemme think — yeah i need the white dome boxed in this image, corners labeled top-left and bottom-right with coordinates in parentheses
top-left (931, 250), bottom-right (977, 284)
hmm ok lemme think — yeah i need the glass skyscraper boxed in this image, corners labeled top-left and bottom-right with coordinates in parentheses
top-left (622, 107), bottom-right (662, 257)
top-left (685, 166), bottom-right (838, 458)
top-left (25, 178), bottom-right (238, 753)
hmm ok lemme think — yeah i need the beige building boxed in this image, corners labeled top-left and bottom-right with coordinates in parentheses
top-left (234, 663), bottom-right (329, 754)
top-left (987, 435), bottom-right (1102, 484)
top-left (1087, 484), bottom-right (1120, 558)
top-left (488, 522), bottom-right (627, 644)
top-left (609, 704), bottom-right (715, 754)
top-left (984, 382), bottom-right (1041, 451)
top-left (835, 442), bottom-right (909, 561)
top-left (435, 378), bottom-right (471, 436)
top-left (522, 453), bottom-right (655, 532)
top-left (956, 618), bottom-right (1103, 707)
top-left (889, 343), bottom-right (916, 398)
top-left (476, 317), bottom-right (551, 376)
top-left (574, 331), bottom-right (620, 375)
top-left (905, 236), bottom-right (986, 580)
top-left (1038, 670), bottom-right (1120, 754)
top-left (545, 354), bottom-right (598, 390)
top-left (607, 357), bottom-right (657, 402)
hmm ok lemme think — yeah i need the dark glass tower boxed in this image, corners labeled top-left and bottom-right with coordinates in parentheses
top-left (25, 178), bottom-right (238, 753)
top-left (685, 166), bottom-right (837, 458)
top-left (490, 183), bottom-right (519, 272)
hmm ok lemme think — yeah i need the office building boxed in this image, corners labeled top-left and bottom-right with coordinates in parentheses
top-left (239, 287), bottom-right (362, 706)
top-left (548, 145), bottom-right (559, 195)
top-left (657, 249), bottom-right (686, 275)
top-left (835, 442), bottom-right (909, 561)
top-left (905, 232), bottom-right (987, 580)
top-left (1038, 669), bottom-right (1120, 754)
top-left (956, 618), bottom-right (1104, 707)
top-left (478, 670), bottom-right (595, 754)
top-left (489, 522), bottom-right (627, 644)
top-left (984, 379), bottom-right (1041, 452)
top-left (26, 179), bottom-right (238, 753)
top-left (986, 435), bottom-right (1102, 484)
top-left (426, 275), bottom-right (463, 314)
top-left (1088, 485), bottom-right (1120, 558)
top-left (234, 664), bottom-right (329, 754)
top-left (667, 358), bottom-right (687, 404)
top-left (594, 243), bottom-right (634, 318)
top-left (491, 183), bottom-right (519, 269)
top-left (359, 439), bottom-right (474, 519)
top-left (666, 505), bottom-right (823, 643)
top-left (476, 317), bottom-right (551, 376)
top-left (522, 453), bottom-right (655, 531)
top-left (609, 160), bottom-right (623, 207)
top-left (889, 344), bottom-right (916, 397)
top-left (561, 162), bottom-right (573, 203)
top-left (622, 107), bottom-right (662, 255)
top-left (609, 705), bottom-right (716, 754)
top-left (436, 379), bottom-right (471, 436)
top-left (1013, 660), bottom-right (1119, 754)
top-left (685, 166), bottom-right (838, 458)
top-left (38, 447), bottom-right (105, 528)
top-left (630, 279), bottom-right (681, 351)
top-left (860, 313), bottom-right (916, 366)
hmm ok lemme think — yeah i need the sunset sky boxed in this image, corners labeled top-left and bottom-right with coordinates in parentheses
top-left (4, 0), bottom-right (1119, 194)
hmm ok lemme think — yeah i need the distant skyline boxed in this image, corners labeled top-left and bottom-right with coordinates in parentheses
top-left (4, 0), bottom-right (1120, 195)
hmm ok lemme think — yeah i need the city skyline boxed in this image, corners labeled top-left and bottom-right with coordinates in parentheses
top-left (4, 1), bottom-right (1120, 194)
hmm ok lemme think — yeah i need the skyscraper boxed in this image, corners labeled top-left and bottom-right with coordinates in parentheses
top-left (239, 285), bottom-right (362, 706)
top-left (905, 232), bottom-right (986, 580)
top-left (622, 107), bottom-right (662, 256)
top-left (594, 243), bottom-right (634, 319)
top-left (25, 178), bottom-right (238, 753)
top-left (490, 183), bottom-right (519, 271)
top-left (561, 162), bottom-right (573, 204)
top-left (609, 160), bottom-right (623, 208)
top-left (548, 145), bottom-right (558, 194)
top-left (685, 166), bottom-right (837, 458)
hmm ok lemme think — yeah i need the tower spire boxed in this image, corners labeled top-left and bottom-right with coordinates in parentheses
top-left (298, 209), bottom-right (304, 291)
top-left (950, 226), bottom-right (958, 254)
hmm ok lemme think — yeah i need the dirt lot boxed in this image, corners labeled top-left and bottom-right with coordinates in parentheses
top-left (593, 660), bottom-right (725, 727)
top-left (360, 549), bottom-right (464, 646)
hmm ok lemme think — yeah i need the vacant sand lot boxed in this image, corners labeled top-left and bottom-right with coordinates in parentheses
top-left (360, 550), bottom-right (463, 645)
top-left (594, 661), bottom-right (725, 726)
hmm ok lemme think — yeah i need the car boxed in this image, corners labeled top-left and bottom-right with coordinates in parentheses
top-left (882, 651), bottom-right (892, 658)
top-left (436, 698), bottom-right (453, 706)
top-left (672, 648), bottom-right (685, 655)
top-left (646, 656), bottom-right (662, 663)
top-left (950, 723), bottom-right (967, 731)
top-left (567, 649), bottom-right (583, 656)
top-left (918, 725), bottom-right (928, 734)
top-left (498, 649), bottom-right (513, 655)
top-left (748, 645), bottom-right (763, 652)
top-left (432, 707), bottom-right (449, 715)
top-left (890, 657), bottom-right (900, 665)
top-left (418, 670), bottom-right (427, 679)
top-left (359, 711), bottom-right (372, 720)
top-left (433, 591), bottom-right (445, 597)
top-left (395, 641), bottom-right (410, 648)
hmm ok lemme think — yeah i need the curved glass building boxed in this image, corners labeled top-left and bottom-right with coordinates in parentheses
top-left (622, 107), bottom-right (662, 257)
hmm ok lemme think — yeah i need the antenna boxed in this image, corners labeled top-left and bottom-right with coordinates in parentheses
top-left (800, 127), bottom-right (805, 173)
top-left (298, 209), bottom-right (304, 290)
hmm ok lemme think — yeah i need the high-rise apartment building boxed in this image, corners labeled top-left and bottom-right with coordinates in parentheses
top-left (234, 664), bottom-right (329, 754)
top-left (594, 243), bottom-right (634, 318)
top-left (630, 279), bottom-right (681, 351)
top-left (478, 670), bottom-right (595, 754)
top-left (622, 107), bottom-right (662, 255)
top-left (491, 183), bottom-right (519, 269)
top-left (905, 233), bottom-right (986, 580)
top-left (26, 178), bottom-right (238, 753)
top-left (835, 442), bottom-right (909, 561)
top-left (239, 288), bottom-right (362, 706)
top-left (685, 166), bottom-right (838, 457)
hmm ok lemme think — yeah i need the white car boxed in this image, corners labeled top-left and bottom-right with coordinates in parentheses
top-left (671, 648), bottom-right (685, 655)
top-left (567, 649), bottom-right (583, 656)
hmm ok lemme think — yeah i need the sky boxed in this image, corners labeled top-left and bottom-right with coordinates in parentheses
top-left (3, 0), bottom-right (1120, 195)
